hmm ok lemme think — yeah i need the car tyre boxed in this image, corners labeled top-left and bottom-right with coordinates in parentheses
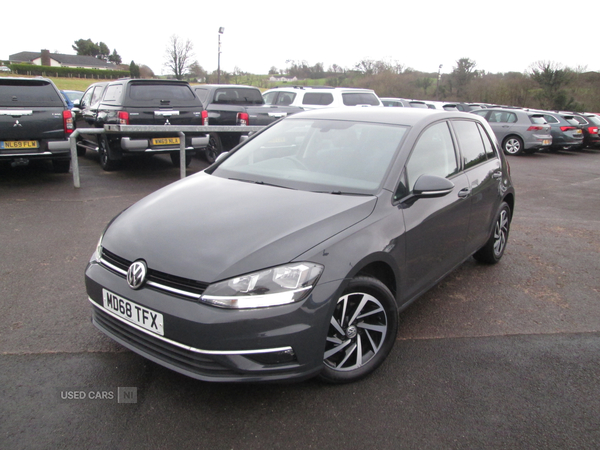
top-left (204, 133), bottom-right (223, 164)
top-left (170, 151), bottom-right (192, 168)
top-left (51, 159), bottom-right (70, 173)
top-left (473, 202), bottom-right (511, 264)
top-left (502, 136), bottom-right (524, 155)
top-left (99, 137), bottom-right (119, 171)
top-left (320, 276), bottom-right (398, 383)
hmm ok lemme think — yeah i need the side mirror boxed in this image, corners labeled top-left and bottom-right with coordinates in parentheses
top-left (412, 174), bottom-right (454, 198)
top-left (215, 151), bottom-right (229, 164)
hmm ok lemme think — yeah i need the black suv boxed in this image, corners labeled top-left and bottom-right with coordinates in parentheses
top-left (75, 79), bottom-right (207, 170)
top-left (0, 77), bottom-right (73, 172)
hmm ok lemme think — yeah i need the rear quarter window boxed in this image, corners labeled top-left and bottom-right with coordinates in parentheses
top-left (342, 93), bottom-right (380, 106)
top-left (302, 92), bottom-right (334, 106)
top-left (0, 79), bottom-right (63, 107)
top-left (529, 115), bottom-right (546, 124)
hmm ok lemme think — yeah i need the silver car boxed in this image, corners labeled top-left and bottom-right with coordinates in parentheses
top-left (471, 108), bottom-right (552, 155)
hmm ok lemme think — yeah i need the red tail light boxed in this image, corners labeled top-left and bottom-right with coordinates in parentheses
top-left (527, 126), bottom-right (544, 131)
top-left (588, 126), bottom-right (599, 134)
top-left (63, 110), bottom-right (74, 134)
top-left (118, 111), bottom-right (129, 125)
top-left (560, 126), bottom-right (576, 132)
top-left (237, 112), bottom-right (249, 126)
top-left (201, 110), bottom-right (209, 126)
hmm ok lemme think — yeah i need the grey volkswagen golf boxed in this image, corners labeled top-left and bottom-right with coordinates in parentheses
top-left (85, 108), bottom-right (515, 383)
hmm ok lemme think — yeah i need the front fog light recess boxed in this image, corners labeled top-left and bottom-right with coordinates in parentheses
top-left (201, 262), bottom-right (323, 309)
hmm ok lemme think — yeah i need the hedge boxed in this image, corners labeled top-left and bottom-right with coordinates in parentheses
top-left (7, 63), bottom-right (129, 79)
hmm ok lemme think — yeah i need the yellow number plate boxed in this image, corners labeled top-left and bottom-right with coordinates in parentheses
top-left (542, 140), bottom-right (551, 145)
top-left (0, 140), bottom-right (39, 149)
top-left (152, 137), bottom-right (180, 146)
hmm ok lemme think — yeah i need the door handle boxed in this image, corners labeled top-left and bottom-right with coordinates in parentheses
top-left (458, 188), bottom-right (471, 198)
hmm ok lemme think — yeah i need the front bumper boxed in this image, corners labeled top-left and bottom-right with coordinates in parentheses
top-left (85, 260), bottom-right (336, 382)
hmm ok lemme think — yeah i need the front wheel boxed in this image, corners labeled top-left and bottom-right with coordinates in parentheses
top-left (320, 276), bottom-right (398, 383)
top-left (473, 202), bottom-right (511, 264)
top-left (503, 136), bottom-right (524, 155)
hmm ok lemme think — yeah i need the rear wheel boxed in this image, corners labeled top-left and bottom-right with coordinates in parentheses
top-left (204, 133), bottom-right (223, 164)
top-left (98, 137), bottom-right (119, 171)
top-left (502, 136), bottom-right (524, 155)
top-left (320, 276), bottom-right (398, 383)
top-left (473, 202), bottom-right (511, 264)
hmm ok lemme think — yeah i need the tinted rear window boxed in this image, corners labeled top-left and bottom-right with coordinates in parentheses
top-left (125, 83), bottom-right (199, 107)
top-left (342, 92), bottom-right (380, 106)
top-left (0, 79), bottom-right (63, 107)
top-left (529, 115), bottom-right (546, 124)
top-left (585, 115), bottom-right (600, 126)
top-left (303, 92), bottom-right (334, 106)
top-left (213, 88), bottom-right (263, 105)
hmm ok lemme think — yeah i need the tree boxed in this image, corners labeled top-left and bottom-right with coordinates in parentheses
top-left (188, 61), bottom-right (207, 82)
top-left (139, 65), bottom-right (155, 79)
top-left (164, 35), bottom-right (194, 80)
top-left (129, 61), bottom-right (140, 78)
top-left (529, 61), bottom-right (575, 110)
top-left (109, 49), bottom-right (122, 65)
top-left (451, 57), bottom-right (477, 100)
top-left (72, 39), bottom-right (100, 57)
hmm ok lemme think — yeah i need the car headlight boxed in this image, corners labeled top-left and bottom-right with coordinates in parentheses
top-left (201, 263), bottom-right (323, 309)
top-left (92, 233), bottom-right (104, 262)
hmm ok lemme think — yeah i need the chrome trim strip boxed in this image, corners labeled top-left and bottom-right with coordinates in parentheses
top-left (146, 280), bottom-right (200, 299)
top-left (0, 110), bottom-right (33, 116)
top-left (89, 297), bottom-right (293, 356)
top-left (100, 259), bottom-right (126, 276)
top-left (99, 258), bottom-right (200, 299)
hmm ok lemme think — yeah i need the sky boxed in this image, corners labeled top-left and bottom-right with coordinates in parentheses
top-left (4, 1), bottom-right (597, 77)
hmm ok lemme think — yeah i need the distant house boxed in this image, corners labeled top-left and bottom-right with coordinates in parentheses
top-left (269, 76), bottom-right (298, 82)
top-left (9, 49), bottom-right (117, 70)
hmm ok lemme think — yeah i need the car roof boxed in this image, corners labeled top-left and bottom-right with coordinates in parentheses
top-left (287, 106), bottom-right (478, 126)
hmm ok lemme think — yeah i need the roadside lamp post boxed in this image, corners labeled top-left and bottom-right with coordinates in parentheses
top-left (435, 64), bottom-right (443, 100)
top-left (218, 27), bottom-right (224, 84)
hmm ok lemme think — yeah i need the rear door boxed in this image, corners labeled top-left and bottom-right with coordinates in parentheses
top-left (451, 119), bottom-right (504, 254)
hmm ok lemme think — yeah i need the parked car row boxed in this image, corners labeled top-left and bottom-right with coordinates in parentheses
top-left (380, 96), bottom-right (600, 155)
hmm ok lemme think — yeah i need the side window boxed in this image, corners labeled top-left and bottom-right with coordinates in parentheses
top-left (543, 114), bottom-right (559, 124)
top-left (194, 88), bottom-right (209, 105)
top-left (262, 91), bottom-right (277, 105)
top-left (452, 120), bottom-right (487, 169)
top-left (80, 87), bottom-right (94, 108)
top-left (505, 112), bottom-right (517, 123)
top-left (477, 123), bottom-right (497, 159)
top-left (303, 93), bottom-right (333, 106)
top-left (102, 85), bottom-right (121, 103)
top-left (405, 122), bottom-right (458, 191)
top-left (276, 92), bottom-right (295, 106)
top-left (90, 85), bottom-right (106, 106)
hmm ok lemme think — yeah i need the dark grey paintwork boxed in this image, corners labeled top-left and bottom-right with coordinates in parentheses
top-left (85, 107), bottom-right (515, 382)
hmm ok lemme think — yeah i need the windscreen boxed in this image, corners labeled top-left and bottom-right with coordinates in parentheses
top-left (0, 79), bottom-right (63, 107)
top-left (212, 118), bottom-right (408, 194)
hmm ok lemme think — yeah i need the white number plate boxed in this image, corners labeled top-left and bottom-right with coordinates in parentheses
top-left (102, 289), bottom-right (164, 336)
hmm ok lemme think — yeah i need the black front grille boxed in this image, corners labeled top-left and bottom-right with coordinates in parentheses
top-left (101, 248), bottom-right (208, 297)
top-left (93, 306), bottom-right (236, 377)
